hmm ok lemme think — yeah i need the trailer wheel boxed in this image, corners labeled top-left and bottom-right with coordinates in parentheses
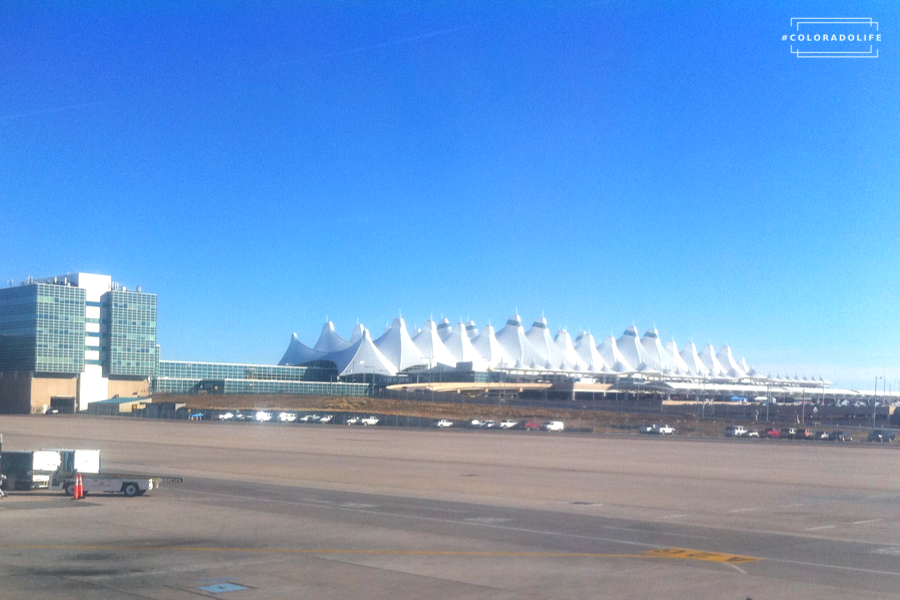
top-left (122, 483), bottom-right (139, 497)
top-left (64, 482), bottom-right (75, 497)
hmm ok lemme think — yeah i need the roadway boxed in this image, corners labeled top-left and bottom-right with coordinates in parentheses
top-left (0, 416), bottom-right (898, 599)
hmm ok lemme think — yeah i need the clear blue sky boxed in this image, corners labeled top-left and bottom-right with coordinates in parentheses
top-left (2, 1), bottom-right (897, 391)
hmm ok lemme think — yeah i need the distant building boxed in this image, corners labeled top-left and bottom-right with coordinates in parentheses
top-left (0, 273), bottom-right (157, 413)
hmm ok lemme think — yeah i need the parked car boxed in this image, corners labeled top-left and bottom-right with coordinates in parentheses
top-left (319, 414), bottom-right (333, 424)
top-left (780, 427), bottom-right (798, 440)
top-left (299, 414), bottom-right (319, 422)
top-left (764, 427), bottom-right (781, 438)
top-left (746, 430), bottom-right (760, 438)
top-left (360, 416), bottom-right (379, 426)
top-left (640, 424), bottom-right (675, 435)
top-left (796, 428), bottom-right (815, 440)
top-left (278, 412), bottom-right (297, 423)
top-left (499, 419), bottom-right (518, 429)
top-left (470, 419), bottom-right (485, 428)
top-left (435, 419), bottom-right (453, 428)
top-left (483, 420), bottom-right (497, 429)
top-left (346, 416), bottom-right (360, 425)
top-left (541, 421), bottom-right (565, 432)
top-left (218, 412), bottom-right (235, 421)
top-left (868, 429), bottom-right (895, 443)
top-left (255, 411), bottom-right (272, 422)
top-left (827, 430), bottom-right (852, 442)
top-left (725, 425), bottom-right (747, 437)
top-left (522, 420), bottom-right (541, 431)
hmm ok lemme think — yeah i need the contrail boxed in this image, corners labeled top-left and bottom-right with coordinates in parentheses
top-left (0, 101), bottom-right (104, 122)
top-left (323, 23), bottom-right (477, 58)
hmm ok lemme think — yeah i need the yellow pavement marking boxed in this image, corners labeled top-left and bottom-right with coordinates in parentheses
top-left (643, 547), bottom-right (761, 565)
top-left (0, 544), bottom-right (760, 565)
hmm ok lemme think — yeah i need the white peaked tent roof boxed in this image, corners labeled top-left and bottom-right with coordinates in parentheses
top-left (525, 317), bottom-right (565, 369)
top-left (373, 317), bottom-right (426, 372)
top-left (411, 319), bottom-right (457, 367)
top-left (639, 328), bottom-right (675, 371)
top-left (679, 342), bottom-right (708, 376)
top-left (471, 324), bottom-right (511, 368)
top-left (465, 320), bottom-right (479, 340)
top-left (574, 331), bottom-right (607, 372)
top-left (598, 334), bottom-right (632, 372)
top-left (665, 340), bottom-right (693, 374)
top-left (699, 343), bottom-right (728, 377)
top-left (349, 323), bottom-right (365, 344)
top-left (616, 326), bottom-right (647, 371)
top-left (496, 313), bottom-right (541, 368)
top-left (716, 345), bottom-right (747, 378)
top-left (554, 329), bottom-right (586, 370)
top-left (437, 318), bottom-right (453, 341)
top-left (443, 322), bottom-right (489, 370)
top-left (323, 329), bottom-right (398, 376)
top-left (313, 321), bottom-right (352, 353)
top-left (278, 333), bottom-right (326, 366)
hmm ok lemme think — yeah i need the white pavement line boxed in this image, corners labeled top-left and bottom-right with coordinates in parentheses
top-left (804, 525), bottom-right (836, 531)
top-left (852, 519), bottom-right (882, 525)
top-left (782, 503), bottom-right (804, 508)
top-left (766, 557), bottom-right (900, 577)
top-left (725, 562), bottom-right (748, 575)
top-left (728, 508), bottom-right (757, 513)
top-left (655, 514), bottom-right (687, 520)
top-left (176, 488), bottom-right (666, 549)
top-left (603, 525), bottom-right (708, 540)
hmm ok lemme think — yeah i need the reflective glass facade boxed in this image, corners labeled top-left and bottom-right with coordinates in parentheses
top-left (153, 360), bottom-right (364, 396)
top-left (104, 290), bottom-right (157, 377)
top-left (0, 284), bottom-right (85, 374)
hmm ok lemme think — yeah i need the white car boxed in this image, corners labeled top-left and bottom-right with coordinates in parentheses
top-left (346, 416), bottom-right (360, 425)
top-left (541, 421), bottom-right (564, 432)
top-left (278, 412), bottom-right (297, 423)
top-left (470, 419), bottom-right (485, 428)
top-left (435, 419), bottom-right (454, 428)
top-left (300, 414), bottom-right (319, 422)
top-left (499, 419), bottom-right (518, 429)
top-left (725, 425), bottom-right (747, 437)
top-left (639, 424), bottom-right (675, 435)
top-left (360, 416), bottom-right (379, 426)
top-left (319, 415), bottom-right (333, 424)
top-left (218, 412), bottom-right (234, 421)
top-left (483, 420), bottom-right (497, 429)
top-left (255, 411), bottom-right (272, 422)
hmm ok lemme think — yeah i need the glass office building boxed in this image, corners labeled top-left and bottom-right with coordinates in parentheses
top-left (104, 289), bottom-right (158, 377)
top-left (0, 283), bottom-right (85, 374)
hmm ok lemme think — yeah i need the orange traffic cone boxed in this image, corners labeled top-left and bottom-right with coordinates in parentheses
top-left (72, 473), bottom-right (84, 500)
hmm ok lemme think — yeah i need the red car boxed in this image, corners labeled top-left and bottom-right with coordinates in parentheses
top-left (764, 427), bottom-right (781, 438)
top-left (522, 420), bottom-right (541, 431)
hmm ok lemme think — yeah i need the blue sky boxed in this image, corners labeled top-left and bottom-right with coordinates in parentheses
top-left (2, 1), bottom-right (898, 390)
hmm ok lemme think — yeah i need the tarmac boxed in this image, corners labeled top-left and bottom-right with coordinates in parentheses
top-left (0, 415), bottom-right (898, 599)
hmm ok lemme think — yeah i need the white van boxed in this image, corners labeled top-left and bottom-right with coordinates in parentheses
top-left (541, 421), bottom-right (565, 432)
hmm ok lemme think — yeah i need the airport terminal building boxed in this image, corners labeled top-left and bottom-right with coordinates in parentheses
top-left (0, 271), bottom-right (865, 414)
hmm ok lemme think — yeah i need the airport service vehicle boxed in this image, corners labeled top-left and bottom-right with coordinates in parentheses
top-left (499, 420), bottom-right (518, 429)
top-left (0, 450), bottom-right (81, 490)
top-left (868, 429), bottom-right (895, 443)
top-left (255, 411), bottom-right (273, 422)
top-left (435, 419), bottom-right (454, 428)
top-left (218, 412), bottom-right (235, 421)
top-left (360, 416), bottom-right (379, 426)
top-left (319, 415), bottom-right (333, 424)
top-left (56, 472), bottom-right (182, 497)
top-left (541, 421), bottom-right (564, 432)
top-left (278, 412), bottom-right (297, 423)
top-left (725, 425), bottom-right (747, 437)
